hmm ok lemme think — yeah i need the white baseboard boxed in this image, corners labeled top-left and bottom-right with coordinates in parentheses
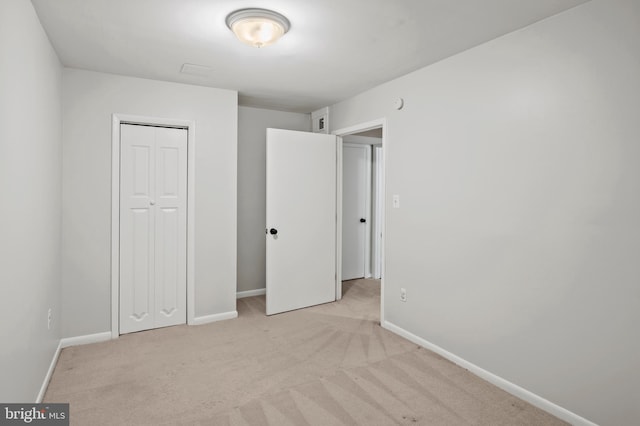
top-left (382, 321), bottom-right (597, 426)
top-left (193, 311), bottom-right (238, 325)
top-left (60, 331), bottom-right (112, 348)
top-left (36, 340), bottom-right (62, 403)
top-left (236, 288), bottom-right (266, 299)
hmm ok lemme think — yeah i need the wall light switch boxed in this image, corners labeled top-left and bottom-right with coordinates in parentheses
top-left (392, 194), bottom-right (400, 209)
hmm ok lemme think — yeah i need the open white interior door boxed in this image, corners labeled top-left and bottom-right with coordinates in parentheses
top-left (266, 128), bottom-right (338, 315)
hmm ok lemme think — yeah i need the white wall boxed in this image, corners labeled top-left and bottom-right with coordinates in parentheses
top-left (62, 69), bottom-right (237, 337)
top-left (342, 135), bottom-right (382, 146)
top-left (0, 0), bottom-right (62, 401)
top-left (237, 106), bottom-right (310, 293)
top-left (330, 1), bottom-right (640, 425)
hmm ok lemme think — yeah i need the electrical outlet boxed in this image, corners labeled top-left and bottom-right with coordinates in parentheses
top-left (400, 288), bottom-right (407, 302)
top-left (47, 308), bottom-right (52, 330)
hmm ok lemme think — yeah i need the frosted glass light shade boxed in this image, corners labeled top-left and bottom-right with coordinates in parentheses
top-left (226, 9), bottom-right (290, 48)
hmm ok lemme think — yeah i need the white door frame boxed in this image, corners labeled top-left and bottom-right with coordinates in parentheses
top-left (372, 146), bottom-right (384, 279)
top-left (333, 118), bottom-right (386, 324)
top-left (111, 113), bottom-right (196, 339)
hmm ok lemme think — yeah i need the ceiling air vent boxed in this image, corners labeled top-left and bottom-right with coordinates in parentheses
top-left (180, 63), bottom-right (213, 77)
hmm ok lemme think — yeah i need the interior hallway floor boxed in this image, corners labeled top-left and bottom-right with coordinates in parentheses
top-left (44, 279), bottom-right (566, 425)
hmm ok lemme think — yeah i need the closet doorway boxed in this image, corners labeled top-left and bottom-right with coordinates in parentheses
top-left (111, 114), bottom-right (196, 337)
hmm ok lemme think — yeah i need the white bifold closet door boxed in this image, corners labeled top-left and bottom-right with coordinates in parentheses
top-left (119, 124), bottom-right (187, 334)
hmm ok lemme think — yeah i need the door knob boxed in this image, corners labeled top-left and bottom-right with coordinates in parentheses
top-left (269, 228), bottom-right (278, 235)
top-left (360, 218), bottom-right (366, 223)
top-left (150, 200), bottom-right (156, 206)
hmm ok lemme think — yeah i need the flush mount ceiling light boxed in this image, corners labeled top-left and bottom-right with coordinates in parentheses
top-left (226, 8), bottom-right (290, 48)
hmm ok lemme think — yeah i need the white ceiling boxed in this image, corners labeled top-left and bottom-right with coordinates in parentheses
top-left (31, 0), bottom-right (588, 113)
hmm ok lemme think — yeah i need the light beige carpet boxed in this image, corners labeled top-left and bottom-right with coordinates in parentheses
top-left (45, 279), bottom-right (566, 425)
